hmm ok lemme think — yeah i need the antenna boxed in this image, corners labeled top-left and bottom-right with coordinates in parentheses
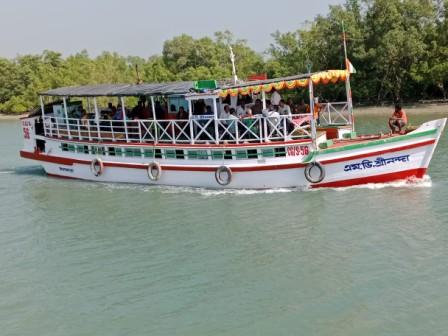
top-left (229, 45), bottom-right (238, 85)
top-left (135, 65), bottom-right (143, 85)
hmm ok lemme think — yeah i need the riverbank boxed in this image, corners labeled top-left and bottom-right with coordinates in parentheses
top-left (0, 113), bottom-right (28, 120)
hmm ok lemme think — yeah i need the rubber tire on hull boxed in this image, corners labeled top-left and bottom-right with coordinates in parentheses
top-left (90, 158), bottom-right (104, 177)
top-left (304, 162), bottom-right (325, 184)
top-left (147, 162), bottom-right (162, 181)
top-left (215, 166), bottom-right (233, 186)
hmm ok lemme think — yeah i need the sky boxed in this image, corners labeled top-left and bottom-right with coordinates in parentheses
top-left (0, 0), bottom-right (344, 59)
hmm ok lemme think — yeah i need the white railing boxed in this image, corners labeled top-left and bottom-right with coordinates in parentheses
top-left (43, 114), bottom-right (312, 145)
top-left (319, 102), bottom-right (351, 126)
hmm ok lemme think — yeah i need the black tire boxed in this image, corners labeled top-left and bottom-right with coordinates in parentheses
top-left (304, 162), bottom-right (325, 184)
top-left (215, 166), bottom-right (232, 186)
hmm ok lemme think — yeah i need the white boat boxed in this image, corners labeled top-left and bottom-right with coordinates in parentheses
top-left (19, 70), bottom-right (446, 189)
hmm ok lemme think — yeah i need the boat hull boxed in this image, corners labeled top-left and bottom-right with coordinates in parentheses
top-left (20, 118), bottom-right (446, 189)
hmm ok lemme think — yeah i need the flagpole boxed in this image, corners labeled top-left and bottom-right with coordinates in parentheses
top-left (342, 21), bottom-right (355, 132)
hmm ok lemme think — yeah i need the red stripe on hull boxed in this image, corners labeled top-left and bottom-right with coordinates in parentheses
top-left (312, 168), bottom-right (427, 189)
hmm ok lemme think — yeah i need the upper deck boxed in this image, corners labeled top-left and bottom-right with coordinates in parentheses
top-left (35, 70), bottom-right (353, 147)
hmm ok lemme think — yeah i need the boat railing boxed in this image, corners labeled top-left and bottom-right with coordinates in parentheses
top-left (319, 102), bottom-right (351, 126)
top-left (43, 114), bottom-right (312, 145)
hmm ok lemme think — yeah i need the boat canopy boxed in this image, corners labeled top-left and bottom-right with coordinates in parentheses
top-left (40, 70), bottom-right (348, 98)
top-left (40, 81), bottom-right (196, 97)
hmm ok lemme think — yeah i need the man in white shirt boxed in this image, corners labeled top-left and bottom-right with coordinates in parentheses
top-left (236, 100), bottom-right (246, 118)
top-left (219, 105), bottom-right (230, 119)
top-left (271, 89), bottom-right (281, 107)
top-left (278, 99), bottom-right (292, 117)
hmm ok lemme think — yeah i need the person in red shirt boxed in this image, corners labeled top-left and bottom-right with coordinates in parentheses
top-left (389, 104), bottom-right (408, 134)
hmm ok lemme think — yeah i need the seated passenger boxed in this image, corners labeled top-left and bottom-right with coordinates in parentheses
top-left (296, 99), bottom-right (310, 114)
top-left (251, 99), bottom-right (263, 115)
top-left (243, 108), bottom-right (254, 119)
top-left (279, 99), bottom-right (292, 117)
top-left (228, 108), bottom-right (238, 134)
top-left (236, 100), bottom-right (246, 118)
top-left (220, 105), bottom-right (230, 119)
top-left (177, 106), bottom-right (188, 120)
top-left (389, 104), bottom-right (408, 134)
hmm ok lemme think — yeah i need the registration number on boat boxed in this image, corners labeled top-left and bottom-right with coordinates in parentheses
top-left (287, 145), bottom-right (310, 157)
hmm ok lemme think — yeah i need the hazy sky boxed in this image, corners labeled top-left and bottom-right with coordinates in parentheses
top-left (0, 0), bottom-right (343, 58)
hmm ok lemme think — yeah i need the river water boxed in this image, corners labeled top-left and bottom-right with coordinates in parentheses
top-left (1, 111), bottom-right (448, 336)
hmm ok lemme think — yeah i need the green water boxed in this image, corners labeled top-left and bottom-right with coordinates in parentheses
top-left (1, 112), bottom-right (448, 336)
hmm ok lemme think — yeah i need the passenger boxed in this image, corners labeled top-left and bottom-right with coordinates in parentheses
top-left (252, 99), bottom-right (263, 115)
top-left (205, 105), bottom-right (214, 116)
top-left (228, 108), bottom-right (239, 135)
top-left (236, 100), bottom-right (246, 118)
top-left (170, 104), bottom-right (177, 114)
top-left (80, 109), bottom-right (89, 129)
top-left (176, 106), bottom-right (188, 120)
top-left (389, 104), bottom-right (408, 134)
top-left (296, 99), bottom-right (310, 114)
top-left (279, 99), bottom-right (292, 117)
top-left (155, 101), bottom-right (165, 120)
top-left (140, 102), bottom-right (152, 119)
top-left (220, 105), bottom-right (230, 119)
top-left (243, 108), bottom-right (254, 119)
top-left (270, 88), bottom-right (281, 107)
top-left (287, 98), bottom-right (295, 110)
top-left (130, 101), bottom-right (144, 119)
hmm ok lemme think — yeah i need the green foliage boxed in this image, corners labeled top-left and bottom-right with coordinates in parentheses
top-left (1, 1), bottom-right (447, 113)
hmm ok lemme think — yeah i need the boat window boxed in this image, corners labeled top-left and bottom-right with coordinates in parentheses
top-left (236, 150), bottom-right (248, 160)
top-left (155, 149), bottom-right (162, 159)
top-left (175, 150), bottom-right (185, 159)
top-left (212, 151), bottom-right (224, 160)
top-left (224, 150), bottom-right (233, 160)
top-left (77, 145), bottom-right (89, 154)
top-left (165, 149), bottom-right (176, 159)
top-left (274, 147), bottom-right (286, 157)
top-left (61, 143), bottom-right (69, 152)
top-left (125, 148), bottom-right (141, 157)
top-left (143, 149), bottom-right (154, 158)
top-left (247, 149), bottom-right (258, 159)
top-left (261, 148), bottom-right (275, 158)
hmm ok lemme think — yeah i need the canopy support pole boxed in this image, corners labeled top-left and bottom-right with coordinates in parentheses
top-left (262, 91), bottom-right (267, 110)
top-left (188, 99), bottom-right (194, 144)
top-left (213, 98), bottom-right (219, 144)
top-left (121, 97), bottom-right (129, 143)
top-left (62, 97), bottom-right (71, 140)
top-left (308, 78), bottom-right (317, 149)
top-left (40, 96), bottom-right (46, 137)
top-left (93, 97), bottom-right (101, 141)
top-left (151, 96), bottom-right (158, 143)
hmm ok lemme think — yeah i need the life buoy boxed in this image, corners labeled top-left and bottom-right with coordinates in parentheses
top-left (304, 162), bottom-right (325, 184)
top-left (90, 158), bottom-right (104, 177)
top-left (215, 166), bottom-right (233, 186)
top-left (147, 162), bottom-right (162, 181)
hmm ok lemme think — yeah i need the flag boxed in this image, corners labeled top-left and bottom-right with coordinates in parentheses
top-left (346, 58), bottom-right (356, 74)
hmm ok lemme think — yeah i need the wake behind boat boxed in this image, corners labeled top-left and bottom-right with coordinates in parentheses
top-left (19, 69), bottom-right (446, 189)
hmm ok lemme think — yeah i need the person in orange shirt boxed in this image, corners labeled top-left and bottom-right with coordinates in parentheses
top-left (313, 97), bottom-right (321, 125)
top-left (389, 104), bottom-right (408, 134)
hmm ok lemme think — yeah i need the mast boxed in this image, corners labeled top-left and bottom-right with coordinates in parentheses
top-left (342, 21), bottom-right (355, 132)
top-left (229, 46), bottom-right (238, 85)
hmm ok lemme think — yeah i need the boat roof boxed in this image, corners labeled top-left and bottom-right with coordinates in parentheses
top-left (40, 70), bottom-right (348, 98)
top-left (40, 82), bottom-right (196, 97)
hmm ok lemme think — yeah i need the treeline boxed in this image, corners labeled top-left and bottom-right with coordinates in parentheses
top-left (1, 0), bottom-right (447, 113)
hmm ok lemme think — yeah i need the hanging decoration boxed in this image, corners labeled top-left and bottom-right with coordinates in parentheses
top-left (218, 70), bottom-right (349, 98)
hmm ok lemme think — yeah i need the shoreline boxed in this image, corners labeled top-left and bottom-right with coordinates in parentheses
top-left (1, 103), bottom-right (447, 120)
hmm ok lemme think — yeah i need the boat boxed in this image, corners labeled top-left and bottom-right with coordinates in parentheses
top-left (19, 69), bottom-right (446, 189)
